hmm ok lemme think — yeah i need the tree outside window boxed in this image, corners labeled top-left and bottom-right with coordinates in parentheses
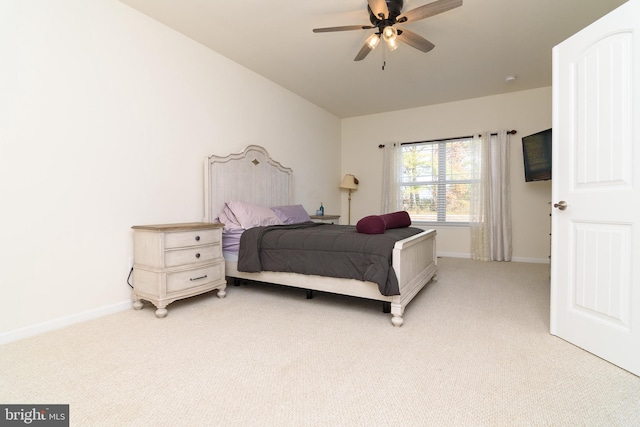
top-left (401, 138), bottom-right (477, 224)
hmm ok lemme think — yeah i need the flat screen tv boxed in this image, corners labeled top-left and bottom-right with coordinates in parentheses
top-left (522, 128), bottom-right (552, 182)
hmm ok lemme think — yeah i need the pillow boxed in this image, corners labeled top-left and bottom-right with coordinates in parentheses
top-left (217, 205), bottom-right (243, 231)
top-left (355, 211), bottom-right (412, 234)
top-left (271, 204), bottom-right (311, 225)
top-left (380, 211), bottom-right (412, 229)
top-left (356, 215), bottom-right (386, 234)
top-left (225, 200), bottom-right (282, 229)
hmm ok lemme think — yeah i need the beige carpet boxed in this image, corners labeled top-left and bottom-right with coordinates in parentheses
top-left (1, 258), bottom-right (639, 426)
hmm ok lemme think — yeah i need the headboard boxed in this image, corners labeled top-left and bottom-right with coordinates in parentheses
top-left (204, 145), bottom-right (293, 223)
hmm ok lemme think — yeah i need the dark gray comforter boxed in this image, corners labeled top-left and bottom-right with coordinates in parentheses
top-left (237, 222), bottom-right (424, 296)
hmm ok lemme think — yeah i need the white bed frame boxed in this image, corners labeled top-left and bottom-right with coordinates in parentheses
top-left (204, 145), bottom-right (437, 326)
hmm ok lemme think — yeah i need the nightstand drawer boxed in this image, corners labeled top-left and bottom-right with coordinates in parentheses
top-left (165, 244), bottom-right (221, 267)
top-left (165, 229), bottom-right (220, 249)
top-left (166, 262), bottom-right (224, 293)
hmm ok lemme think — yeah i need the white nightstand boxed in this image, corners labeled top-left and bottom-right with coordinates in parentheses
top-left (309, 215), bottom-right (341, 224)
top-left (131, 222), bottom-right (226, 318)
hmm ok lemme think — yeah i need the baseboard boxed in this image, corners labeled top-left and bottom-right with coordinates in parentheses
top-left (437, 252), bottom-right (471, 259)
top-left (437, 252), bottom-right (550, 264)
top-left (0, 300), bottom-right (132, 345)
top-left (511, 256), bottom-right (550, 264)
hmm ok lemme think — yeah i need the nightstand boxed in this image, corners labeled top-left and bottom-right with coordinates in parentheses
top-left (310, 215), bottom-right (341, 224)
top-left (131, 222), bottom-right (226, 318)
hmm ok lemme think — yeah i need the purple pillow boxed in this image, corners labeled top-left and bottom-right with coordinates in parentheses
top-left (356, 215), bottom-right (386, 234)
top-left (271, 204), bottom-right (311, 224)
top-left (226, 200), bottom-right (282, 229)
top-left (381, 211), bottom-right (411, 229)
top-left (217, 205), bottom-right (243, 231)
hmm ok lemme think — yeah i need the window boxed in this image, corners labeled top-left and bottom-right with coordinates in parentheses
top-left (401, 137), bottom-right (478, 224)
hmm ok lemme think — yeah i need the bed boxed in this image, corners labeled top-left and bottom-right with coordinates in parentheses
top-left (203, 145), bottom-right (437, 326)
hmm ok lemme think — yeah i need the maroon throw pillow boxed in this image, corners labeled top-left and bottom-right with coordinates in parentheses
top-left (380, 211), bottom-right (411, 229)
top-left (356, 215), bottom-right (386, 234)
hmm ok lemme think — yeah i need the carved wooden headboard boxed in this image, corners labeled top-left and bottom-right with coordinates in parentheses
top-left (204, 145), bottom-right (293, 222)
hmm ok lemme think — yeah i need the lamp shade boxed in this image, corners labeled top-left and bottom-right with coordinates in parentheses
top-left (365, 33), bottom-right (380, 49)
top-left (382, 26), bottom-right (397, 43)
top-left (340, 174), bottom-right (359, 190)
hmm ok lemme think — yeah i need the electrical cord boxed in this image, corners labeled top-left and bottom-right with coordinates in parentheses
top-left (127, 266), bottom-right (133, 288)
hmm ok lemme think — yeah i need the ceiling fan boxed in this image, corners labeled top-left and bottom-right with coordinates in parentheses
top-left (313, 0), bottom-right (462, 61)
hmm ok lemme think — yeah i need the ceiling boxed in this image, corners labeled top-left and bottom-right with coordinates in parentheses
top-left (118, 0), bottom-right (627, 118)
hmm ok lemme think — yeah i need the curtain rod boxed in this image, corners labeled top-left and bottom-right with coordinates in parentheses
top-left (378, 130), bottom-right (517, 148)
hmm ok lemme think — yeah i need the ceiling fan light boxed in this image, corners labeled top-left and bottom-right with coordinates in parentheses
top-left (382, 26), bottom-right (398, 43)
top-left (366, 33), bottom-right (380, 49)
top-left (386, 38), bottom-right (398, 51)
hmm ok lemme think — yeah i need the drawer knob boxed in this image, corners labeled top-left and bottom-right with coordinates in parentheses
top-left (190, 274), bottom-right (207, 281)
top-left (195, 253), bottom-right (201, 258)
top-left (195, 235), bottom-right (200, 241)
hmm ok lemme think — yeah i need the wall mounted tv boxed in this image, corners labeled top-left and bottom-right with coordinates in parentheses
top-left (522, 128), bottom-right (552, 182)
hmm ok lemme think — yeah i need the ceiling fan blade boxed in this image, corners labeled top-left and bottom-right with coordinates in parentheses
top-left (397, 28), bottom-right (435, 53)
top-left (397, 0), bottom-right (462, 23)
top-left (354, 42), bottom-right (375, 61)
top-left (368, 0), bottom-right (389, 19)
top-left (313, 25), bottom-right (374, 33)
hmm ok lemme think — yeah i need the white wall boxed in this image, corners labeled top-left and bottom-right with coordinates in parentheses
top-left (341, 87), bottom-right (552, 262)
top-left (0, 0), bottom-right (341, 339)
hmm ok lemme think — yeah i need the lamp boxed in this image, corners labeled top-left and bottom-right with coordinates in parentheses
top-left (340, 174), bottom-right (359, 225)
top-left (365, 33), bottom-right (381, 50)
top-left (382, 26), bottom-right (398, 51)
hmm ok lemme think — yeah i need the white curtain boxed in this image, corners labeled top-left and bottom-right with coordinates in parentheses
top-left (381, 143), bottom-right (403, 213)
top-left (469, 130), bottom-right (512, 261)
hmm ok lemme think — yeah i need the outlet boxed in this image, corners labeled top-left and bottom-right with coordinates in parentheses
top-left (128, 257), bottom-right (134, 270)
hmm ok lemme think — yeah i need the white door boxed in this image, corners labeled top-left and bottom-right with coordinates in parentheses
top-left (551, 0), bottom-right (640, 377)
